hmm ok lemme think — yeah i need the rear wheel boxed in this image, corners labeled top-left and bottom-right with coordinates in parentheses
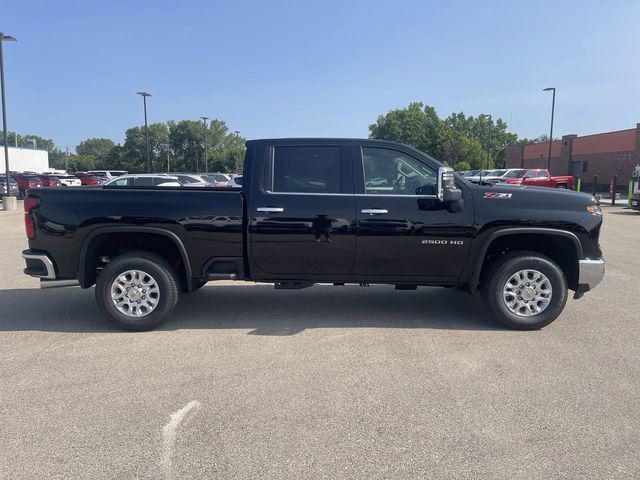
top-left (482, 251), bottom-right (568, 330)
top-left (556, 183), bottom-right (567, 189)
top-left (95, 251), bottom-right (180, 331)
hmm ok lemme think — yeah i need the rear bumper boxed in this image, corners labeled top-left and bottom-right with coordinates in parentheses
top-left (22, 249), bottom-right (80, 288)
top-left (22, 250), bottom-right (56, 279)
top-left (578, 258), bottom-right (605, 291)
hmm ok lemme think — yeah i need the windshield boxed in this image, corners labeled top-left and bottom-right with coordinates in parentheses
top-left (503, 169), bottom-right (526, 178)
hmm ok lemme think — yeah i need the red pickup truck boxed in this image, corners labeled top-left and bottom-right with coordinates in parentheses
top-left (499, 169), bottom-right (574, 189)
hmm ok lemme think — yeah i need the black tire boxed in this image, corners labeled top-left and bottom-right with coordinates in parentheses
top-left (556, 183), bottom-right (567, 189)
top-left (482, 250), bottom-right (568, 330)
top-left (95, 251), bottom-right (181, 331)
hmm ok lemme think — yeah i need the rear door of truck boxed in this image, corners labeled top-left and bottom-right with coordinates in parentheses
top-left (247, 140), bottom-right (357, 276)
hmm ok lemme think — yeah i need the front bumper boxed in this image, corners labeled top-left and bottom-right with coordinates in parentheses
top-left (578, 258), bottom-right (605, 291)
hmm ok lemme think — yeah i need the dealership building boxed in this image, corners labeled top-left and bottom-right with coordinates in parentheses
top-left (0, 145), bottom-right (50, 174)
top-left (505, 123), bottom-right (640, 193)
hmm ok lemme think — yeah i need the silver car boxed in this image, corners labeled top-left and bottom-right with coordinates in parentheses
top-left (104, 174), bottom-right (181, 187)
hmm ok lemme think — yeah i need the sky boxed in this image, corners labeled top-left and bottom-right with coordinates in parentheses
top-left (2, 0), bottom-right (639, 150)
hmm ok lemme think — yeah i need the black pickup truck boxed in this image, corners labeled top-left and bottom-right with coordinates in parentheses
top-left (22, 138), bottom-right (605, 331)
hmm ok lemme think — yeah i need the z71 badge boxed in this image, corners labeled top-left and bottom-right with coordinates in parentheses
top-left (484, 192), bottom-right (512, 200)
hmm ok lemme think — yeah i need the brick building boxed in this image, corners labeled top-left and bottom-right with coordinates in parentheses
top-left (505, 123), bottom-right (640, 193)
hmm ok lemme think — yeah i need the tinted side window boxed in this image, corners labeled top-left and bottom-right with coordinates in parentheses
top-left (273, 146), bottom-right (341, 193)
top-left (134, 177), bottom-right (154, 186)
top-left (362, 147), bottom-right (437, 196)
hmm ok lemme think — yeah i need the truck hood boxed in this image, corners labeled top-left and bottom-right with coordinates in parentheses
top-left (474, 183), bottom-right (598, 212)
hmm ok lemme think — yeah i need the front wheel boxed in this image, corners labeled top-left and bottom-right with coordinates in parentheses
top-left (482, 251), bottom-right (568, 330)
top-left (95, 251), bottom-right (181, 331)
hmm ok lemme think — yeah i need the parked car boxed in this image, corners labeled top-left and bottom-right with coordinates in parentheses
top-left (86, 170), bottom-right (128, 180)
top-left (465, 169), bottom-right (507, 184)
top-left (21, 138), bottom-right (604, 332)
top-left (104, 174), bottom-right (182, 187)
top-left (55, 175), bottom-right (82, 187)
top-left (10, 173), bottom-right (43, 197)
top-left (36, 175), bottom-right (62, 187)
top-left (159, 173), bottom-right (210, 187)
top-left (227, 175), bottom-right (243, 188)
top-left (203, 173), bottom-right (231, 187)
top-left (498, 169), bottom-right (574, 189)
top-left (0, 176), bottom-right (19, 196)
top-left (75, 172), bottom-right (105, 186)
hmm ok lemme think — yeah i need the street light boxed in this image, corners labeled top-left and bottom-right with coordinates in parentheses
top-left (543, 87), bottom-right (556, 172)
top-left (1, 32), bottom-right (17, 210)
top-left (200, 116), bottom-right (209, 174)
top-left (136, 91), bottom-right (152, 173)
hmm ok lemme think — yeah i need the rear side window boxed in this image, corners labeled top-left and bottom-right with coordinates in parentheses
top-left (272, 146), bottom-right (341, 193)
top-left (134, 177), bottom-right (154, 186)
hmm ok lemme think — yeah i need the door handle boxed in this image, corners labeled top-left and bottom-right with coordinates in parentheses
top-left (257, 207), bottom-right (284, 213)
top-left (361, 208), bottom-right (388, 215)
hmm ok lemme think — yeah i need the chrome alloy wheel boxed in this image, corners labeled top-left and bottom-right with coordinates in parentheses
top-left (110, 270), bottom-right (160, 317)
top-left (502, 269), bottom-right (552, 317)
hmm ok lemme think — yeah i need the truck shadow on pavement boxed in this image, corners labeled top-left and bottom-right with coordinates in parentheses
top-left (0, 284), bottom-right (502, 334)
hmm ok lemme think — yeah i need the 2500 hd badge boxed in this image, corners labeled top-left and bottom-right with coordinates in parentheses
top-left (421, 239), bottom-right (465, 245)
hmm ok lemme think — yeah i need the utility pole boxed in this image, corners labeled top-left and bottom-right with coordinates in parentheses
top-left (200, 116), bottom-right (209, 174)
top-left (136, 91), bottom-right (152, 172)
top-left (65, 146), bottom-right (69, 173)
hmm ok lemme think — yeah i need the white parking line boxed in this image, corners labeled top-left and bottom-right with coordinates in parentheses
top-left (161, 400), bottom-right (201, 479)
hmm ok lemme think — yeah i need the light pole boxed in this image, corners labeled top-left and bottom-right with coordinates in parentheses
top-left (478, 114), bottom-right (492, 184)
top-left (1, 33), bottom-right (17, 209)
top-left (543, 87), bottom-right (556, 172)
top-left (136, 91), bottom-right (152, 172)
top-left (200, 116), bottom-right (209, 174)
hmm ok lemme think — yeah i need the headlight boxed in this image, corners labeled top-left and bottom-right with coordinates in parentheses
top-left (586, 204), bottom-right (602, 215)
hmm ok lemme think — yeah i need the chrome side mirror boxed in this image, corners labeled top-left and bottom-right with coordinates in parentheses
top-left (437, 166), bottom-right (461, 202)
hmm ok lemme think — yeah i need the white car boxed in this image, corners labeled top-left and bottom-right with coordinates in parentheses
top-left (159, 173), bottom-right (210, 187)
top-left (55, 175), bottom-right (82, 187)
top-left (465, 169), bottom-right (507, 184)
top-left (87, 170), bottom-right (128, 180)
top-left (227, 175), bottom-right (243, 188)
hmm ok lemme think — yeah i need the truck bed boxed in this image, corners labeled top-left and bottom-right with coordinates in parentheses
top-left (26, 186), bottom-right (245, 285)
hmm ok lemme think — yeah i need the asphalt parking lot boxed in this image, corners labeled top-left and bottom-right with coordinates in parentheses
top-left (1, 203), bottom-right (638, 479)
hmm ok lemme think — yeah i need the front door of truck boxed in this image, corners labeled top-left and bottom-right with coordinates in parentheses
top-left (249, 143), bottom-right (356, 276)
top-left (353, 145), bottom-right (474, 280)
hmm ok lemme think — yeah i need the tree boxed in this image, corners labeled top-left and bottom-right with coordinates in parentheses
top-left (369, 102), bottom-right (519, 170)
top-left (369, 102), bottom-right (445, 158)
top-left (76, 138), bottom-right (115, 157)
top-left (519, 134), bottom-right (554, 145)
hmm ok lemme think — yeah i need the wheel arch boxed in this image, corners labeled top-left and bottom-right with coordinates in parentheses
top-left (78, 226), bottom-right (193, 291)
top-left (470, 228), bottom-right (583, 294)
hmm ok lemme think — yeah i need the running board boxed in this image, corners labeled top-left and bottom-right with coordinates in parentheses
top-left (40, 279), bottom-right (80, 289)
top-left (275, 282), bottom-right (314, 290)
top-left (206, 273), bottom-right (237, 280)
